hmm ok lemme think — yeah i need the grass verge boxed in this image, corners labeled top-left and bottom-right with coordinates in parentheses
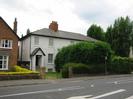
top-left (45, 72), bottom-right (62, 79)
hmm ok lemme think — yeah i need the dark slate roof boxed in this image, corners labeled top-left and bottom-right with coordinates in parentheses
top-left (21, 28), bottom-right (96, 41)
top-left (0, 16), bottom-right (19, 39)
top-left (31, 47), bottom-right (45, 56)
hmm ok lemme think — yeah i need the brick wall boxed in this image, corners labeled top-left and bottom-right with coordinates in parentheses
top-left (0, 18), bottom-right (19, 70)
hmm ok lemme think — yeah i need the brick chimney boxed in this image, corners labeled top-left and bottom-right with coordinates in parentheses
top-left (13, 18), bottom-right (17, 33)
top-left (49, 21), bottom-right (58, 32)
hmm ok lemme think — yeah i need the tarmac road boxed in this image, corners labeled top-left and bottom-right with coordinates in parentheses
top-left (0, 75), bottom-right (133, 99)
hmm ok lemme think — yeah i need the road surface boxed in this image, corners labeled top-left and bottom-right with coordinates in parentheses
top-left (0, 76), bottom-right (133, 99)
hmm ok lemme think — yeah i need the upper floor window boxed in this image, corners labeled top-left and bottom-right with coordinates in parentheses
top-left (0, 39), bottom-right (13, 49)
top-left (49, 38), bottom-right (54, 46)
top-left (34, 36), bottom-right (39, 45)
top-left (70, 40), bottom-right (74, 44)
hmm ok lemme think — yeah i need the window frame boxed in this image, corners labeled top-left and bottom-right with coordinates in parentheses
top-left (49, 38), bottom-right (54, 46)
top-left (70, 40), bottom-right (74, 44)
top-left (48, 53), bottom-right (53, 64)
top-left (0, 55), bottom-right (8, 70)
top-left (34, 36), bottom-right (39, 45)
top-left (0, 39), bottom-right (13, 49)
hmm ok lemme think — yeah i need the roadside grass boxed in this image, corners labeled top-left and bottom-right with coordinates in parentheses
top-left (45, 72), bottom-right (62, 79)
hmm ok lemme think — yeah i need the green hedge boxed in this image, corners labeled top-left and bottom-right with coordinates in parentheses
top-left (108, 56), bottom-right (133, 74)
top-left (61, 63), bottom-right (89, 78)
top-left (55, 41), bottom-right (112, 72)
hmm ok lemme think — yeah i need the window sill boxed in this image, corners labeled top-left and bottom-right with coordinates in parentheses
top-left (0, 47), bottom-right (12, 49)
top-left (0, 68), bottom-right (8, 70)
top-left (47, 63), bottom-right (54, 65)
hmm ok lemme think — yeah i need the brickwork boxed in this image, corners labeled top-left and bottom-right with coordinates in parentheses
top-left (0, 18), bottom-right (19, 70)
top-left (49, 21), bottom-right (58, 32)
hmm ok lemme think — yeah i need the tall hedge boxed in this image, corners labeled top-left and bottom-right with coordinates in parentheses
top-left (108, 56), bottom-right (133, 74)
top-left (55, 41), bottom-right (112, 72)
top-left (62, 63), bottom-right (89, 78)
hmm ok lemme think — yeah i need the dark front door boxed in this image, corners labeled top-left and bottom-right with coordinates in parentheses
top-left (36, 55), bottom-right (42, 70)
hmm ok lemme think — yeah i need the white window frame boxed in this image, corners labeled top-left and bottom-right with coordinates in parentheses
top-left (49, 38), bottom-right (54, 46)
top-left (34, 36), bottom-right (39, 45)
top-left (0, 56), bottom-right (8, 70)
top-left (48, 53), bottom-right (53, 64)
top-left (0, 39), bottom-right (13, 49)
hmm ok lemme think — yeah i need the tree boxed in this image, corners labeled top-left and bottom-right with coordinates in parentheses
top-left (87, 24), bottom-right (105, 41)
top-left (106, 16), bottom-right (133, 57)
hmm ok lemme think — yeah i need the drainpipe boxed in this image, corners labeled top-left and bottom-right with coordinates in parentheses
top-left (30, 35), bottom-right (32, 70)
top-left (20, 40), bottom-right (23, 62)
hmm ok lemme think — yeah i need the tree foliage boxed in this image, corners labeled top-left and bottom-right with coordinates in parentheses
top-left (106, 16), bottom-right (133, 57)
top-left (87, 24), bottom-right (105, 41)
top-left (55, 41), bottom-right (112, 72)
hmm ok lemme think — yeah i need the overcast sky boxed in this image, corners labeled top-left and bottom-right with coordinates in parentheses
top-left (0, 0), bottom-right (133, 37)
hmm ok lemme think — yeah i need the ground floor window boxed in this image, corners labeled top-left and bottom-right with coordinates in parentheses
top-left (48, 54), bottom-right (53, 63)
top-left (48, 68), bottom-right (53, 72)
top-left (0, 56), bottom-right (8, 70)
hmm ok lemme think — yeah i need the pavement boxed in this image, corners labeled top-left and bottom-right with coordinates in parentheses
top-left (0, 74), bottom-right (133, 87)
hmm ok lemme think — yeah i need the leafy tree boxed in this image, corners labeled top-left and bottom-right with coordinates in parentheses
top-left (106, 16), bottom-right (133, 57)
top-left (87, 24), bottom-right (105, 41)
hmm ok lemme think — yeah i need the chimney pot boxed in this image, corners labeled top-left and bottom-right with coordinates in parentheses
top-left (49, 21), bottom-right (58, 32)
top-left (26, 28), bottom-right (30, 34)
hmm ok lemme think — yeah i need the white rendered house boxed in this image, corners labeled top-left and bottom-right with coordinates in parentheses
top-left (19, 21), bottom-right (95, 72)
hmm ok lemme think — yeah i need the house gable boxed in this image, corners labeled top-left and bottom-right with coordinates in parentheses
top-left (31, 48), bottom-right (45, 57)
top-left (0, 17), bottom-right (19, 69)
top-left (0, 17), bottom-right (19, 40)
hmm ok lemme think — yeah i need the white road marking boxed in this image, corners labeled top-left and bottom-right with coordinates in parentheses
top-left (88, 89), bottom-right (126, 99)
top-left (90, 84), bottom-right (94, 87)
top-left (114, 81), bottom-right (118, 84)
top-left (107, 81), bottom-right (119, 84)
top-left (0, 86), bottom-right (84, 98)
top-left (126, 95), bottom-right (133, 99)
top-left (107, 80), bottom-right (133, 85)
top-left (67, 95), bottom-right (93, 99)
top-left (67, 89), bottom-right (126, 99)
top-left (107, 79), bottom-right (133, 85)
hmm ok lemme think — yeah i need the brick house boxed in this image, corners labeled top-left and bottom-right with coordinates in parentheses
top-left (0, 17), bottom-right (19, 70)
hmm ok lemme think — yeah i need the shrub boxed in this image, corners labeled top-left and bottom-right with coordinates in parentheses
top-left (12, 66), bottom-right (36, 73)
top-left (0, 66), bottom-right (39, 80)
top-left (61, 63), bottom-right (89, 78)
top-left (108, 56), bottom-right (133, 74)
top-left (55, 41), bottom-right (112, 72)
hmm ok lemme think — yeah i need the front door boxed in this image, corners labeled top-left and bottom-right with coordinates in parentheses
top-left (35, 55), bottom-right (42, 71)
